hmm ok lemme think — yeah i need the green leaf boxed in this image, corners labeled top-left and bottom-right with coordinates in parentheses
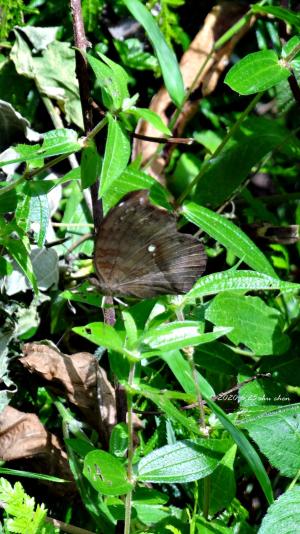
top-left (122, 0), bottom-right (185, 107)
top-left (87, 52), bottom-right (129, 111)
top-left (100, 114), bottom-right (131, 197)
top-left (252, 4), bottom-right (300, 31)
top-left (185, 270), bottom-right (300, 301)
top-left (140, 386), bottom-right (200, 434)
top-left (99, 52), bottom-right (130, 105)
top-left (102, 165), bottom-right (165, 213)
top-left (58, 181), bottom-right (93, 256)
top-left (109, 424), bottom-right (129, 458)
top-left (141, 321), bottom-right (231, 352)
top-left (193, 117), bottom-right (300, 208)
top-left (160, 349), bottom-right (215, 398)
top-left (224, 50), bottom-right (290, 95)
top-left (0, 129), bottom-right (81, 168)
top-left (5, 236), bottom-right (38, 293)
top-left (114, 37), bottom-right (159, 73)
top-left (206, 293), bottom-right (290, 356)
top-left (39, 128), bottom-right (81, 157)
top-left (73, 322), bottom-right (124, 353)
top-left (194, 342), bottom-right (243, 376)
top-left (81, 139), bottom-right (102, 189)
top-left (22, 168), bottom-right (81, 197)
top-left (0, 256), bottom-right (13, 275)
top-left (199, 444), bottom-right (237, 515)
top-left (182, 202), bottom-right (277, 277)
top-left (83, 450), bottom-right (133, 496)
top-left (125, 108), bottom-right (171, 135)
top-left (0, 188), bottom-right (18, 213)
top-left (204, 397), bottom-right (274, 505)
top-left (61, 281), bottom-right (102, 308)
top-left (11, 34), bottom-right (83, 128)
top-left (243, 404), bottom-right (300, 477)
top-left (137, 439), bottom-right (225, 483)
top-left (258, 487), bottom-right (300, 534)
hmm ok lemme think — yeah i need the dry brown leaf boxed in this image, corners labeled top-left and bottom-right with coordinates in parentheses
top-left (0, 405), bottom-right (74, 494)
top-left (133, 2), bottom-right (253, 176)
top-left (20, 343), bottom-right (117, 443)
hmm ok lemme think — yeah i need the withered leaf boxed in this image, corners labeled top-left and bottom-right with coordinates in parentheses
top-left (0, 405), bottom-right (74, 494)
top-left (20, 343), bottom-right (117, 443)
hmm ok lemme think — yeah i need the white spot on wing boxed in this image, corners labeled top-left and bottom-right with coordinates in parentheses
top-left (148, 244), bottom-right (156, 253)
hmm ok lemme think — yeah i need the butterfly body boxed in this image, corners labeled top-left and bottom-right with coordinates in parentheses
top-left (94, 190), bottom-right (206, 298)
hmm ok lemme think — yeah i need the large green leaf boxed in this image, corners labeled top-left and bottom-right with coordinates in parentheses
top-left (193, 117), bottom-right (300, 208)
top-left (182, 202), bottom-right (276, 277)
top-left (258, 487), bottom-right (300, 534)
top-left (122, 0), bottom-right (185, 107)
top-left (0, 129), bottom-right (81, 167)
top-left (185, 270), bottom-right (300, 301)
top-left (224, 50), bottom-right (290, 95)
top-left (137, 439), bottom-right (226, 483)
top-left (11, 33), bottom-right (83, 128)
top-left (204, 397), bottom-right (274, 505)
top-left (73, 322), bottom-right (125, 354)
top-left (83, 450), bottom-right (133, 496)
top-left (243, 404), bottom-right (300, 477)
top-left (199, 444), bottom-right (237, 516)
top-left (206, 293), bottom-right (290, 356)
top-left (141, 321), bottom-right (231, 352)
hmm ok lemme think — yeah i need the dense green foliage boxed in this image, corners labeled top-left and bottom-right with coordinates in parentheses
top-left (0, 1), bottom-right (300, 533)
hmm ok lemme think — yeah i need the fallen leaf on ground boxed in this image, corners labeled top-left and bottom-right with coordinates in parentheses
top-left (0, 405), bottom-right (75, 495)
top-left (20, 343), bottom-right (117, 444)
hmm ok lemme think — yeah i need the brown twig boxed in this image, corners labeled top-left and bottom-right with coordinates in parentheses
top-left (133, 373), bottom-right (272, 416)
top-left (45, 516), bottom-right (96, 534)
top-left (70, 0), bottom-right (102, 232)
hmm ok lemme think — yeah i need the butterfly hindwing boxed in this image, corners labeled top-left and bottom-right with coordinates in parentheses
top-left (94, 190), bottom-right (207, 297)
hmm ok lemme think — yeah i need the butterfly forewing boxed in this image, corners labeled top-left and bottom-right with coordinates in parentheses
top-left (94, 190), bottom-right (207, 298)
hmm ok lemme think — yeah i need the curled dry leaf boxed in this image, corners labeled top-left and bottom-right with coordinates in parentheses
top-left (133, 2), bottom-right (253, 176)
top-left (20, 343), bottom-right (117, 445)
top-left (0, 406), bottom-right (75, 495)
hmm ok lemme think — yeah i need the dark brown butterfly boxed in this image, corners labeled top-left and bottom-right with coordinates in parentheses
top-left (93, 190), bottom-right (206, 298)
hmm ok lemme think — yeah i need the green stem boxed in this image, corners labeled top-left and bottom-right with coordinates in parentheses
top-left (28, 151), bottom-right (76, 179)
top-left (202, 477), bottom-right (210, 520)
top-left (177, 91), bottom-right (263, 205)
top-left (124, 363), bottom-right (136, 534)
top-left (190, 482), bottom-right (199, 534)
top-left (285, 42), bottom-right (300, 63)
top-left (0, 116), bottom-right (107, 196)
top-left (86, 116), bottom-right (108, 141)
top-left (288, 468), bottom-right (300, 490)
top-left (0, 176), bottom-right (24, 196)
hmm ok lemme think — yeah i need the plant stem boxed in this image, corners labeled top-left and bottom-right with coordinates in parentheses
top-left (202, 477), bottom-right (210, 519)
top-left (0, 176), bottom-right (24, 196)
top-left (177, 91), bottom-right (263, 205)
top-left (86, 116), bottom-right (108, 141)
top-left (124, 363), bottom-right (136, 534)
top-left (70, 0), bottom-right (102, 231)
top-left (176, 309), bottom-right (207, 435)
top-left (190, 482), bottom-right (199, 534)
